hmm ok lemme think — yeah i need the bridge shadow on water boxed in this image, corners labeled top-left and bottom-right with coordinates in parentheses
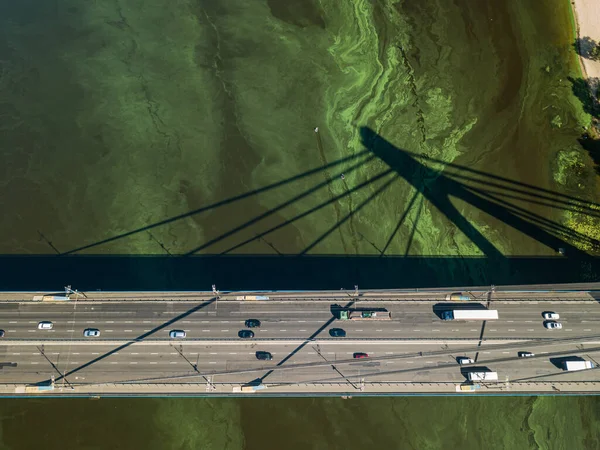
top-left (3, 127), bottom-right (600, 292)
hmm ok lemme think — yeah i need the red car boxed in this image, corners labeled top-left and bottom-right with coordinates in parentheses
top-left (353, 352), bottom-right (369, 359)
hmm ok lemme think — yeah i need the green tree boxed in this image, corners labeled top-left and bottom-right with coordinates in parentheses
top-left (591, 43), bottom-right (600, 61)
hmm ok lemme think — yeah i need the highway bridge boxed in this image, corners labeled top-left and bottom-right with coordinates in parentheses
top-left (1, 284), bottom-right (600, 397)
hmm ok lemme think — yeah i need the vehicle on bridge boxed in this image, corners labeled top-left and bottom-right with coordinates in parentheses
top-left (467, 371), bottom-right (499, 382)
top-left (238, 330), bottom-right (255, 339)
top-left (83, 328), bottom-right (100, 337)
top-left (353, 352), bottom-right (369, 359)
top-left (457, 357), bottom-right (474, 365)
top-left (38, 321), bottom-right (53, 330)
top-left (329, 328), bottom-right (346, 337)
top-left (441, 309), bottom-right (498, 321)
top-left (256, 351), bottom-right (272, 361)
top-left (542, 311), bottom-right (560, 320)
top-left (445, 293), bottom-right (471, 301)
top-left (518, 351), bottom-right (535, 358)
top-left (339, 310), bottom-right (391, 320)
top-left (169, 330), bottom-right (186, 338)
top-left (544, 321), bottom-right (562, 329)
top-left (245, 319), bottom-right (261, 328)
top-left (563, 360), bottom-right (595, 371)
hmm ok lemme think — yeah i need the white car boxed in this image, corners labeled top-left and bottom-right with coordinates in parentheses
top-left (544, 321), bottom-right (562, 330)
top-left (169, 330), bottom-right (186, 338)
top-left (457, 357), bottom-right (475, 365)
top-left (542, 312), bottom-right (560, 320)
top-left (83, 328), bottom-right (100, 337)
top-left (38, 321), bottom-right (53, 330)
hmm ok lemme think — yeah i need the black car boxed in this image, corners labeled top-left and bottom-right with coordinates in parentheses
top-left (238, 329), bottom-right (255, 339)
top-left (256, 351), bottom-right (272, 361)
top-left (245, 319), bottom-right (261, 328)
top-left (0, 330), bottom-right (4, 338)
top-left (329, 328), bottom-right (346, 337)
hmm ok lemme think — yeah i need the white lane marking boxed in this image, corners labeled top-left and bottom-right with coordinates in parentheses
top-left (209, 362), bottom-right (217, 364)
top-left (413, 330), bottom-right (420, 332)
top-left (527, 329), bottom-right (534, 332)
top-left (125, 330), bottom-right (132, 332)
top-left (144, 329), bottom-right (151, 332)
top-left (507, 320), bottom-right (514, 323)
top-left (406, 361), bottom-right (413, 364)
top-left (131, 353), bottom-right (139, 355)
top-left (376, 329), bottom-right (383, 332)
top-left (489, 329), bottom-right (497, 331)
top-left (72, 353), bottom-right (80, 355)
top-left (28, 321), bottom-right (36, 324)
top-left (51, 352), bottom-right (59, 355)
top-left (432, 330), bottom-right (439, 332)
top-left (394, 329), bottom-right (402, 332)
top-left (106, 330), bottom-right (113, 332)
top-left (28, 330), bottom-right (35, 333)
top-left (229, 352), bottom-right (237, 355)
top-left (327, 352), bottom-right (335, 355)
top-left (298, 321), bottom-right (306, 323)
top-left (203, 330), bottom-right (210, 332)
top-left (106, 321), bottom-right (114, 324)
top-left (502, 352), bottom-right (510, 354)
top-left (584, 329), bottom-right (592, 332)
top-left (170, 353), bottom-right (177, 355)
top-left (86, 321), bottom-right (95, 324)
top-left (483, 352), bottom-right (490, 354)
top-left (210, 353), bottom-right (218, 355)
top-left (125, 321), bottom-right (133, 324)
top-left (67, 330), bottom-right (74, 332)
top-left (566, 329), bottom-right (572, 331)
top-left (470, 329), bottom-right (477, 332)
top-left (386, 352), bottom-right (393, 354)
top-left (143, 321), bottom-right (151, 324)
top-left (425, 361), bottom-right (433, 364)
top-left (221, 321), bottom-right (229, 323)
top-left (150, 362), bottom-right (157, 364)
top-left (525, 320), bottom-right (533, 323)
top-left (508, 329), bottom-right (515, 331)
top-left (9, 321), bottom-right (17, 324)
top-left (221, 330), bottom-right (229, 332)
top-left (299, 329), bottom-right (307, 332)
top-left (12, 353), bottom-right (20, 355)
top-left (182, 321), bottom-right (191, 324)
top-left (280, 330), bottom-right (287, 332)
top-left (31, 352), bottom-right (38, 355)
top-left (151, 353), bottom-right (158, 355)
top-left (31, 362), bottom-right (38, 365)
top-left (68, 321), bottom-right (75, 323)
top-left (114, 353), bottom-right (119, 356)
top-left (92, 352), bottom-right (99, 355)
top-left (386, 361), bottom-right (395, 364)
top-left (130, 362), bottom-right (137, 365)
top-left (356, 329), bottom-right (363, 332)
top-left (541, 352), bottom-right (549, 354)
top-left (110, 362), bottom-right (118, 365)
top-left (8, 330), bottom-right (16, 333)
top-left (170, 362), bottom-right (177, 364)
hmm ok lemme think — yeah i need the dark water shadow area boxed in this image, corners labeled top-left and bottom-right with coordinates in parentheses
top-left (4, 128), bottom-right (600, 291)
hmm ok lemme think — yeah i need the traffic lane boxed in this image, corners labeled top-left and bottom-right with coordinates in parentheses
top-left (1, 340), bottom-right (595, 375)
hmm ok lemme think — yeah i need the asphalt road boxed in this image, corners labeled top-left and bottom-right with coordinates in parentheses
top-left (0, 300), bottom-right (599, 341)
top-left (1, 297), bottom-right (599, 391)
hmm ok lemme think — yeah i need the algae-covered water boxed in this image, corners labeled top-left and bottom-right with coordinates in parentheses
top-left (1, 0), bottom-right (600, 447)
top-left (0, 397), bottom-right (598, 449)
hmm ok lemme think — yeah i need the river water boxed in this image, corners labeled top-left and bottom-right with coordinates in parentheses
top-left (1, 0), bottom-right (599, 448)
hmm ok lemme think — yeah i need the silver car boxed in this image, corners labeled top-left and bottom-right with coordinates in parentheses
top-left (83, 328), bottom-right (100, 337)
top-left (38, 321), bottom-right (53, 330)
top-left (542, 312), bottom-right (560, 320)
top-left (544, 321), bottom-right (562, 329)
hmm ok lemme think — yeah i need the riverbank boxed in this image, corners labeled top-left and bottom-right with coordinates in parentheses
top-left (572, 0), bottom-right (600, 114)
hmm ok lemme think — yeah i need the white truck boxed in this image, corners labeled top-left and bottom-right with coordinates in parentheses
top-left (468, 372), bottom-right (499, 382)
top-left (563, 360), bottom-right (596, 371)
top-left (442, 309), bottom-right (499, 321)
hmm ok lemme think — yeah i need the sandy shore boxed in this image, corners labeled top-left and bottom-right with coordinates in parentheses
top-left (572, 0), bottom-right (600, 97)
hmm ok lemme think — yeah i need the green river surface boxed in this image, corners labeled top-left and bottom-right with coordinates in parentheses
top-left (1, 0), bottom-right (600, 448)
